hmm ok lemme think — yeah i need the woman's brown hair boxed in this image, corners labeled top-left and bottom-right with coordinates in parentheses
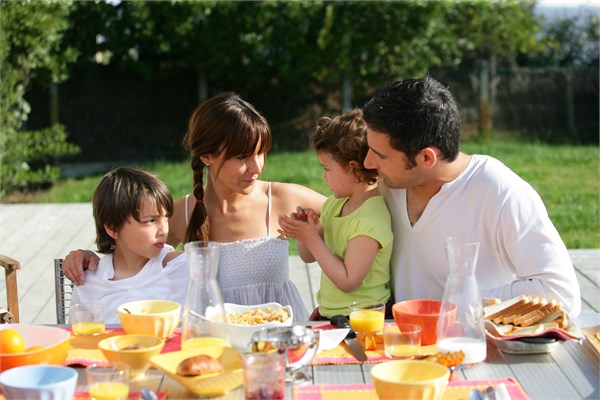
top-left (182, 92), bottom-right (272, 242)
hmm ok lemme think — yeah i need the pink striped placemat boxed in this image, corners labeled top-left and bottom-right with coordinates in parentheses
top-left (293, 378), bottom-right (529, 400)
top-left (311, 324), bottom-right (436, 365)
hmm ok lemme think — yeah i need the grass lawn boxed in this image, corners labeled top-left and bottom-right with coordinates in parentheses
top-left (5, 140), bottom-right (599, 249)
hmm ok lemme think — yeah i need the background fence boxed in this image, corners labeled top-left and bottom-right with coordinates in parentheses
top-left (25, 64), bottom-right (599, 164)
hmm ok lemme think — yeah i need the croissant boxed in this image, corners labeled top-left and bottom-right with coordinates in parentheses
top-left (176, 354), bottom-right (224, 377)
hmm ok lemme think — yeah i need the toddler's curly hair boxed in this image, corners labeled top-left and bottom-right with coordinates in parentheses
top-left (310, 108), bottom-right (378, 184)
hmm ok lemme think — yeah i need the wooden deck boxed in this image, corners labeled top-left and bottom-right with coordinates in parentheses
top-left (0, 203), bottom-right (598, 324)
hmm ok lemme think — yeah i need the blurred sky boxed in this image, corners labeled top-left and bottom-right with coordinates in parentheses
top-left (536, 0), bottom-right (599, 21)
top-left (537, 0), bottom-right (598, 7)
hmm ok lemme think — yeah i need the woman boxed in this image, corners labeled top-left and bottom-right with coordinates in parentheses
top-left (62, 92), bottom-right (326, 321)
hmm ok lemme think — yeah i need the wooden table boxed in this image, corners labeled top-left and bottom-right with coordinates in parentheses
top-left (72, 313), bottom-right (599, 399)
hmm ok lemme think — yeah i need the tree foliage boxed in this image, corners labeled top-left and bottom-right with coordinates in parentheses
top-left (0, 0), bottom-right (80, 195)
top-left (58, 1), bottom-right (550, 104)
top-left (5, 0), bottom-right (594, 194)
top-left (520, 12), bottom-right (600, 67)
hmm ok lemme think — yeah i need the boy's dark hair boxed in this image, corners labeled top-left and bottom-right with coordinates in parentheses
top-left (310, 108), bottom-right (378, 184)
top-left (93, 166), bottom-right (173, 254)
top-left (362, 75), bottom-right (461, 167)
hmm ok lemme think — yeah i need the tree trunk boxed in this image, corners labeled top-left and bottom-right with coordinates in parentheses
top-left (342, 68), bottom-right (352, 111)
top-left (565, 68), bottom-right (575, 132)
top-left (478, 60), bottom-right (491, 139)
top-left (50, 81), bottom-right (59, 125)
top-left (197, 70), bottom-right (208, 103)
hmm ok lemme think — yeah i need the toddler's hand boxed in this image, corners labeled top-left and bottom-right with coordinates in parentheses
top-left (291, 206), bottom-right (319, 224)
top-left (277, 212), bottom-right (319, 242)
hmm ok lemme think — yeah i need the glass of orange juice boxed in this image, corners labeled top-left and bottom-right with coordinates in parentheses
top-left (86, 362), bottom-right (129, 400)
top-left (71, 303), bottom-right (105, 336)
top-left (181, 336), bottom-right (229, 351)
top-left (349, 301), bottom-right (385, 351)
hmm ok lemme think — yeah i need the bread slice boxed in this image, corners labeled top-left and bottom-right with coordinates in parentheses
top-left (484, 294), bottom-right (529, 321)
top-left (482, 298), bottom-right (501, 307)
top-left (512, 299), bottom-right (561, 327)
top-left (498, 297), bottom-right (543, 325)
top-left (541, 309), bottom-right (568, 329)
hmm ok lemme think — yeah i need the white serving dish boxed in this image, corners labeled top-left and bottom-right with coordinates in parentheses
top-left (224, 302), bottom-right (293, 351)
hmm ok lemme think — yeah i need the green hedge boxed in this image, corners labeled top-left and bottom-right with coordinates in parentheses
top-left (1, 124), bottom-right (80, 196)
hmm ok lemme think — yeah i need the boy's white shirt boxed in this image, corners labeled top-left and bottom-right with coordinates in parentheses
top-left (71, 245), bottom-right (188, 324)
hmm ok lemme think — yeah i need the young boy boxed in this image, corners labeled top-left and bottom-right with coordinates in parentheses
top-left (278, 108), bottom-right (393, 320)
top-left (71, 166), bottom-right (187, 323)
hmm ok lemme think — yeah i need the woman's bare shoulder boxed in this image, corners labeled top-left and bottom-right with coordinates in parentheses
top-left (168, 195), bottom-right (191, 247)
top-left (172, 195), bottom-right (190, 224)
top-left (270, 182), bottom-right (326, 212)
top-left (270, 181), bottom-right (322, 197)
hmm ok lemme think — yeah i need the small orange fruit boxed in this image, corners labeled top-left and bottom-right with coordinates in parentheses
top-left (0, 329), bottom-right (26, 353)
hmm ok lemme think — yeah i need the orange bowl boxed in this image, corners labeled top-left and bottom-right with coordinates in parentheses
top-left (392, 300), bottom-right (456, 346)
top-left (0, 324), bottom-right (70, 372)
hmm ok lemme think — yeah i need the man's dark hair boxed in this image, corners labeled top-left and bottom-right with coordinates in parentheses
top-left (363, 76), bottom-right (461, 167)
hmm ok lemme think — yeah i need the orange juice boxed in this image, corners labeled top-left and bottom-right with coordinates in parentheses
top-left (73, 321), bottom-right (105, 335)
top-left (89, 382), bottom-right (129, 400)
top-left (385, 343), bottom-right (421, 357)
top-left (349, 310), bottom-right (384, 333)
top-left (181, 336), bottom-right (229, 357)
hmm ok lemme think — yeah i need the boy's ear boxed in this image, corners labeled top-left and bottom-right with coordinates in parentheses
top-left (104, 223), bottom-right (119, 240)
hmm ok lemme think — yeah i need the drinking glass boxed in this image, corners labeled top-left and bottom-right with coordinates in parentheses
top-left (86, 362), bottom-right (129, 400)
top-left (249, 325), bottom-right (319, 385)
top-left (242, 352), bottom-right (286, 399)
top-left (383, 323), bottom-right (422, 358)
top-left (349, 301), bottom-right (385, 351)
top-left (71, 303), bottom-right (105, 336)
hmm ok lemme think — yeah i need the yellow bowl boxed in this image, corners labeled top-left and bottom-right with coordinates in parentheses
top-left (0, 324), bottom-right (70, 372)
top-left (370, 360), bottom-right (450, 400)
top-left (117, 300), bottom-right (180, 339)
top-left (98, 334), bottom-right (165, 379)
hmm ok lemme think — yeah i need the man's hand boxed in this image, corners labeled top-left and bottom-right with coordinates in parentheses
top-left (63, 249), bottom-right (100, 285)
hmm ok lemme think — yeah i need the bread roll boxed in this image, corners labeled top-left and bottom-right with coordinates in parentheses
top-left (176, 354), bottom-right (224, 377)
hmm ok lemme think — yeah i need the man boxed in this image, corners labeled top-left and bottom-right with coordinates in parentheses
top-left (362, 76), bottom-right (581, 317)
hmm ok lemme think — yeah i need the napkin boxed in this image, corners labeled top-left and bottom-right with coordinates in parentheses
top-left (485, 320), bottom-right (582, 341)
top-left (316, 328), bottom-right (350, 354)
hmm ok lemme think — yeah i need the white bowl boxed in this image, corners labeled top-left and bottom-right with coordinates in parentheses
top-left (224, 302), bottom-right (293, 351)
top-left (0, 365), bottom-right (78, 400)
